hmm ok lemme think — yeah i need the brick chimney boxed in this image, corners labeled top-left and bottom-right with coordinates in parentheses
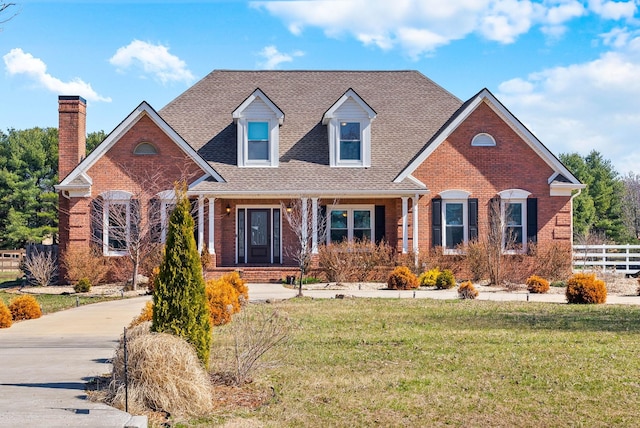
top-left (58, 95), bottom-right (86, 179)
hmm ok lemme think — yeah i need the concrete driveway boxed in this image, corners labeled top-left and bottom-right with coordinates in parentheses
top-left (0, 295), bottom-right (150, 428)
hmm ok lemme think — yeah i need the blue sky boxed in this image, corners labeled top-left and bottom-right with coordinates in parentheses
top-left (2, 0), bottom-right (640, 174)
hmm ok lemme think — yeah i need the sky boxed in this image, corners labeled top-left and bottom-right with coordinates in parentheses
top-left (1, 0), bottom-right (640, 175)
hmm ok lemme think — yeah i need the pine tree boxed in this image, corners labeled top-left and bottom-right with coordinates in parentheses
top-left (151, 184), bottom-right (212, 367)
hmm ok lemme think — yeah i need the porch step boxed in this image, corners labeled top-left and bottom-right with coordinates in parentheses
top-left (206, 267), bottom-right (301, 284)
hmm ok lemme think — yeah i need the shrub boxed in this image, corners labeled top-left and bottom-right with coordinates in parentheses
top-left (387, 266), bottom-right (419, 290)
top-left (107, 322), bottom-right (213, 417)
top-left (526, 275), bottom-right (550, 294)
top-left (74, 277), bottom-right (91, 293)
top-left (458, 281), bottom-right (478, 299)
top-left (152, 185), bottom-right (212, 368)
top-left (0, 300), bottom-right (12, 328)
top-left (129, 301), bottom-right (154, 328)
top-left (551, 280), bottom-right (567, 288)
top-left (62, 246), bottom-right (109, 286)
top-left (22, 248), bottom-right (57, 287)
top-left (566, 273), bottom-right (607, 304)
top-left (529, 242), bottom-right (572, 281)
top-left (220, 271), bottom-right (249, 302)
top-left (9, 295), bottom-right (42, 321)
top-left (435, 269), bottom-right (456, 289)
top-left (147, 266), bottom-right (160, 294)
top-left (317, 240), bottom-right (395, 282)
top-left (418, 268), bottom-right (440, 287)
top-left (205, 276), bottom-right (242, 326)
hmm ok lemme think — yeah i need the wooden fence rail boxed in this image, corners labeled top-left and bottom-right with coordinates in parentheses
top-left (0, 250), bottom-right (24, 271)
top-left (573, 244), bottom-right (640, 275)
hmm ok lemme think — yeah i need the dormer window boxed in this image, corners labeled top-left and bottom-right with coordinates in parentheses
top-left (233, 89), bottom-right (284, 168)
top-left (323, 89), bottom-right (376, 168)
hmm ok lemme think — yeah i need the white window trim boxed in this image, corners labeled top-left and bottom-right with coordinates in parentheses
top-left (327, 118), bottom-right (372, 167)
top-left (498, 189), bottom-right (531, 254)
top-left (327, 205), bottom-right (375, 243)
top-left (439, 190), bottom-right (471, 255)
top-left (237, 118), bottom-right (280, 167)
top-left (100, 191), bottom-right (133, 257)
top-left (471, 133), bottom-right (496, 147)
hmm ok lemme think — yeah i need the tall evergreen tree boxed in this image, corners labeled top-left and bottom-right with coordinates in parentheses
top-left (151, 184), bottom-right (212, 367)
top-left (560, 150), bottom-right (625, 242)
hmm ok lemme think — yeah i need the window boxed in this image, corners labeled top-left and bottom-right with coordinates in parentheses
top-left (107, 201), bottom-right (128, 252)
top-left (233, 89), bottom-right (284, 168)
top-left (248, 121), bottom-right (269, 161)
top-left (328, 206), bottom-right (373, 243)
top-left (133, 142), bottom-right (158, 155)
top-left (432, 190), bottom-right (477, 254)
top-left (498, 189), bottom-right (532, 253)
top-left (97, 191), bottom-right (134, 256)
top-left (471, 133), bottom-right (496, 147)
top-left (340, 122), bottom-right (361, 161)
top-left (323, 89), bottom-right (376, 168)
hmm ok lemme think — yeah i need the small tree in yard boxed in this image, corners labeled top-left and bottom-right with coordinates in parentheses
top-left (22, 247), bottom-right (57, 287)
top-left (282, 198), bottom-right (329, 297)
top-left (152, 183), bottom-right (212, 367)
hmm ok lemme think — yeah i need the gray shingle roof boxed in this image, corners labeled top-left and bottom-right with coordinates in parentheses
top-left (159, 70), bottom-right (462, 196)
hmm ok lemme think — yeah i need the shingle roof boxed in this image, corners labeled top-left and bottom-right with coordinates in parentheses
top-left (159, 70), bottom-right (462, 196)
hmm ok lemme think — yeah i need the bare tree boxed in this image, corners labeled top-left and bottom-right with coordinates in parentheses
top-left (89, 166), bottom-right (185, 290)
top-left (1, 3), bottom-right (19, 29)
top-left (622, 172), bottom-right (640, 241)
top-left (21, 247), bottom-right (57, 287)
top-left (281, 197), bottom-right (329, 296)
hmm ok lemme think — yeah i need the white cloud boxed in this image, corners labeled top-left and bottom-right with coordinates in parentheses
top-left (109, 40), bottom-right (194, 85)
top-left (252, 0), bottom-right (639, 57)
top-left (3, 48), bottom-right (111, 102)
top-left (257, 45), bottom-right (304, 69)
top-left (496, 36), bottom-right (640, 174)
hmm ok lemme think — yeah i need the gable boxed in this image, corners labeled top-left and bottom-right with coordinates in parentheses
top-left (394, 88), bottom-right (583, 195)
top-left (57, 102), bottom-right (224, 196)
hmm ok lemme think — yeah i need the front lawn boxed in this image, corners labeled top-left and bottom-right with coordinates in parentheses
top-left (205, 298), bottom-right (640, 427)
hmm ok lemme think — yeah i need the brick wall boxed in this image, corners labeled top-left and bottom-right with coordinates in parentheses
top-left (412, 101), bottom-right (572, 247)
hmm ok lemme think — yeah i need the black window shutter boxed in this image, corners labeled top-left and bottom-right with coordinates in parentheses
top-left (431, 198), bottom-right (442, 248)
top-left (527, 198), bottom-right (538, 243)
top-left (375, 205), bottom-right (385, 244)
top-left (90, 198), bottom-right (103, 246)
top-left (149, 198), bottom-right (161, 243)
top-left (319, 205), bottom-right (327, 242)
top-left (130, 199), bottom-right (140, 242)
top-left (468, 198), bottom-right (478, 242)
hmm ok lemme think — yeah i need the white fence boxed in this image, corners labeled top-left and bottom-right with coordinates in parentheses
top-left (573, 244), bottom-right (640, 275)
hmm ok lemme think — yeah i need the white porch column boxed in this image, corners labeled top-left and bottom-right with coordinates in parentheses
top-left (401, 196), bottom-right (409, 254)
top-left (412, 195), bottom-right (419, 254)
top-left (198, 196), bottom-right (204, 253)
top-left (208, 197), bottom-right (215, 254)
top-left (302, 197), bottom-right (309, 246)
top-left (311, 197), bottom-right (318, 254)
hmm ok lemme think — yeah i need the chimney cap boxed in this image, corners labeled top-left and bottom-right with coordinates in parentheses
top-left (58, 95), bottom-right (87, 104)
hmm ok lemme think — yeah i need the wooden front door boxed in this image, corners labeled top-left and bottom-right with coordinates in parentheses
top-left (247, 209), bottom-right (270, 263)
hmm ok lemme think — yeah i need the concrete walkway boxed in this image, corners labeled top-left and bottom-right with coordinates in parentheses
top-left (0, 284), bottom-right (638, 427)
top-left (0, 295), bottom-right (151, 428)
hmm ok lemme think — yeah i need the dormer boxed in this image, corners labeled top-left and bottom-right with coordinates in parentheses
top-left (323, 89), bottom-right (376, 168)
top-left (232, 89), bottom-right (284, 168)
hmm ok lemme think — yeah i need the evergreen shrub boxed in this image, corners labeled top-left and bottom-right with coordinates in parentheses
top-left (129, 301), bottom-right (154, 328)
top-left (435, 269), bottom-right (456, 289)
top-left (0, 300), bottom-right (12, 328)
top-left (566, 273), bottom-right (607, 304)
top-left (418, 268), bottom-right (440, 287)
top-left (74, 277), bottom-right (91, 293)
top-left (9, 295), bottom-right (42, 320)
top-left (526, 275), bottom-right (550, 294)
top-left (387, 266), bottom-right (419, 290)
top-left (458, 281), bottom-right (478, 299)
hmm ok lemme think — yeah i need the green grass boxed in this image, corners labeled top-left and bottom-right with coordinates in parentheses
top-left (205, 298), bottom-right (640, 427)
top-left (0, 290), bottom-right (122, 314)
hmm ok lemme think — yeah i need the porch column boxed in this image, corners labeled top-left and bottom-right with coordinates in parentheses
top-left (401, 196), bottom-right (409, 254)
top-left (413, 194), bottom-right (419, 265)
top-left (302, 197), bottom-right (309, 246)
top-left (208, 197), bottom-right (215, 254)
top-left (198, 196), bottom-right (204, 253)
top-left (311, 197), bottom-right (318, 254)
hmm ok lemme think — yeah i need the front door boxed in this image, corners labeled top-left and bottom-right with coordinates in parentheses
top-left (247, 209), bottom-right (270, 263)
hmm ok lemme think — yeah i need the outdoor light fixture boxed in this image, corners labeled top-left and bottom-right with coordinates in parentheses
top-left (286, 203), bottom-right (293, 213)
top-left (226, 204), bottom-right (231, 215)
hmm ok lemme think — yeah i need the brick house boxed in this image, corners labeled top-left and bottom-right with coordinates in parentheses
top-left (55, 70), bottom-right (583, 283)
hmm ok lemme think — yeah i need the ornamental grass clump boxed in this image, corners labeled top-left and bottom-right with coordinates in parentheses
top-left (458, 281), bottom-right (478, 300)
top-left (9, 295), bottom-right (42, 321)
top-left (526, 275), bottom-right (550, 294)
top-left (0, 300), bottom-right (12, 328)
top-left (418, 267), bottom-right (440, 287)
top-left (106, 322), bottom-right (213, 417)
top-left (387, 266), bottom-right (419, 290)
top-left (435, 269), bottom-right (456, 289)
top-left (566, 273), bottom-right (607, 304)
